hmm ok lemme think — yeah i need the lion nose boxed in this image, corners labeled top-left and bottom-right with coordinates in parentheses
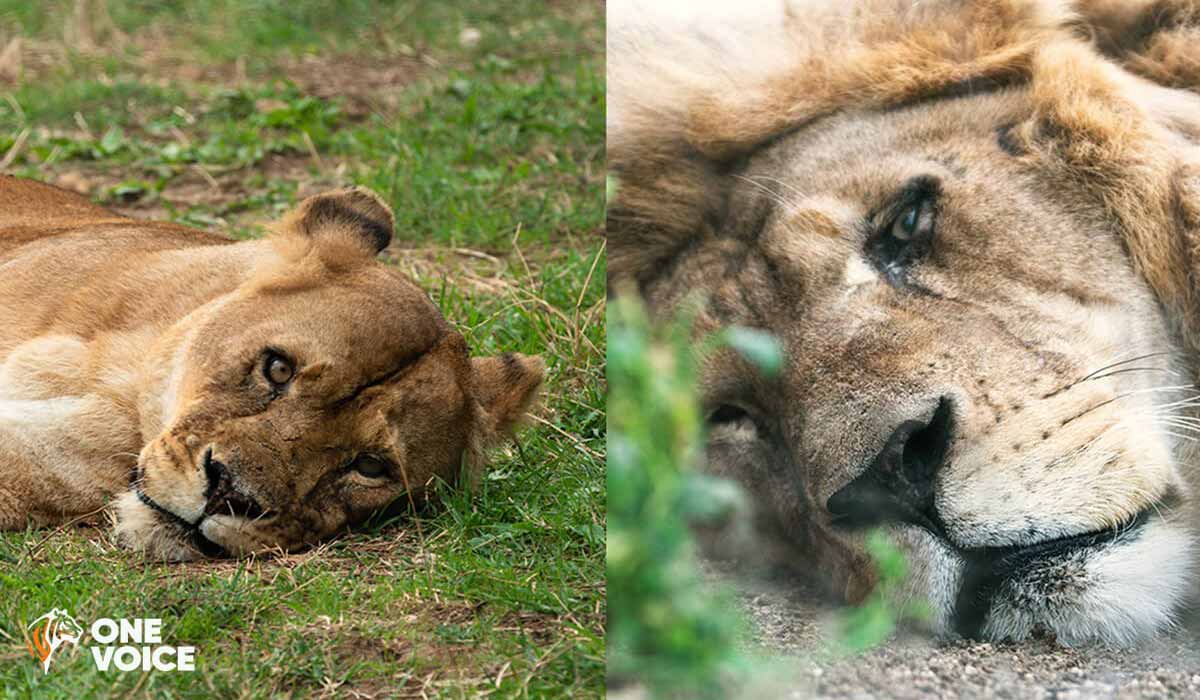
top-left (826, 397), bottom-right (953, 530)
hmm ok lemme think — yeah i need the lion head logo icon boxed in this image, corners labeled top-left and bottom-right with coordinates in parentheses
top-left (25, 608), bottom-right (84, 673)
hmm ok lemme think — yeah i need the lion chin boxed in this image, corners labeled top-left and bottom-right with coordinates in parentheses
top-left (896, 514), bottom-right (1195, 646)
top-left (609, 0), bottom-right (1200, 644)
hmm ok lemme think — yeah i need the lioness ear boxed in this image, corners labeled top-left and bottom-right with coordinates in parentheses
top-left (471, 353), bottom-right (545, 437)
top-left (283, 186), bottom-right (394, 256)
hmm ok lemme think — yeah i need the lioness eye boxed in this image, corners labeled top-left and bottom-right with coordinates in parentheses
top-left (264, 353), bottom-right (295, 386)
top-left (352, 455), bottom-right (390, 479)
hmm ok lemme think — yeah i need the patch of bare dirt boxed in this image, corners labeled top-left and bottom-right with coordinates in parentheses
top-left (51, 153), bottom-right (348, 228)
top-left (283, 53), bottom-right (425, 118)
top-left (0, 27), bottom-right (427, 119)
top-left (709, 564), bottom-right (1200, 700)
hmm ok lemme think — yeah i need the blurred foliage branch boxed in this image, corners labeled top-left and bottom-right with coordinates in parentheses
top-left (607, 296), bottom-right (782, 697)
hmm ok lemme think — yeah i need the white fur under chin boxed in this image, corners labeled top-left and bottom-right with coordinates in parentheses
top-left (897, 518), bottom-right (1195, 646)
top-left (982, 519), bottom-right (1195, 646)
top-left (112, 491), bottom-right (202, 562)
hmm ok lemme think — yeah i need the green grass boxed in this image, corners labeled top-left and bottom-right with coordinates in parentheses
top-left (0, 1), bottom-right (603, 697)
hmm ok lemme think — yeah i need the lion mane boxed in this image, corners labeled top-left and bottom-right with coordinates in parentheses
top-left (609, 0), bottom-right (1200, 351)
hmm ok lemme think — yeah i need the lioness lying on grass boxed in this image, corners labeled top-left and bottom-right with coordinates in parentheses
top-left (0, 176), bottom-right (543, 560)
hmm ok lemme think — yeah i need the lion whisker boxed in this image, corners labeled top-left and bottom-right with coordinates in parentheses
top-left (1149, 398), bottom-right (1200, 413)
top-left (1081, 351), bottom-right (1174, 379)
top-left (1115, 384), bottom-right (1199, 395)
top-left (1158, 430), bottom-right (1198, 444)
top-left (746, 174), bottom-right (809, 204)
top-left (1061, 385), bottom-right (1200, 426)
top-left (1087, 366), bottom-right (1177, 382)
top-left (1157, 419), bottom-right (1200, 434)
top-left (1155, 413), bottom-right (1200, 424)
top-left (1043, 351), bottom-right (1176, 398)
top-left (734, 174), bottom-right (804, 213)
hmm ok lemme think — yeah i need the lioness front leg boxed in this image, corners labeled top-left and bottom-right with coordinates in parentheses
top-left (0, 461), bottom-right (62, 530)
top-left (0, 397), bottom-right (139, 531)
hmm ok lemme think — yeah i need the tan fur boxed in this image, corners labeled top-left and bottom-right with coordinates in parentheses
top-left (0, 176), bottom-right (543, 560)
top-left (610, 0), bottom-right (1200, 642)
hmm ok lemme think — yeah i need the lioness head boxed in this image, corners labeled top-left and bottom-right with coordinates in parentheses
top-left (115, 187), bottom-right (543, 561)
top-left (610, 0), bottom-right (1200, 644)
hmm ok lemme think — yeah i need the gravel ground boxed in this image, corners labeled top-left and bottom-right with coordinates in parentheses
top-left (717, 567), bottom-right (1200, 700)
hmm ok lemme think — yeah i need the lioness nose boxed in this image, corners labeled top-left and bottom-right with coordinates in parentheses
top-left (202, 451), bottom-right (267, 520)
top-left (826, 397), bottom-right (953, 530)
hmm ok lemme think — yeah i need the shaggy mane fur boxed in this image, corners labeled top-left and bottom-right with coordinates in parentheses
top-left (608, 0), bottom-right (1200, 352)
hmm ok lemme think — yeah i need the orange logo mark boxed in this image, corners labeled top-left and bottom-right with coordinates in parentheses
top-left (24, 608), bottom-right (84, 673)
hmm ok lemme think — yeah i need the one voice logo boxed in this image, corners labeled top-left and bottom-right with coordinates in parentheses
top-left (24, 608), bottom-right (196, 673)
top-left (25, 609), bottom-right (83, 673)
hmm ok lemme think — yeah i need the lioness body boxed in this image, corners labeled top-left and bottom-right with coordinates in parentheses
top-left (0, 176), bottom-right (543, 559)
top-left (0, 178), bottom-right (245, 525)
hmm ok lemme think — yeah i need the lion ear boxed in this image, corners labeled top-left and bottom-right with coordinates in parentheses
top-left (280, 186), bottom-right (394, 257)
top-left (470, 353), bottom-right (545, 438)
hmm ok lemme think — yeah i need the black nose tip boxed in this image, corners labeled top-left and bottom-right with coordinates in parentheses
top-left (203, 450), bottom-right (267, 520)
top-left (826, 397), bottom-right (953, 531)
top-left (203, 448), bottom-right (223, 495)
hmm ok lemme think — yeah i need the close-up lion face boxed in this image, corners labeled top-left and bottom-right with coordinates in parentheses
top-left (114, 190), bottom-right (544, 561)
top-left (609, 0), bottom-right (1200, 645)
top-left (694, 93), bottom-right (1194, 644)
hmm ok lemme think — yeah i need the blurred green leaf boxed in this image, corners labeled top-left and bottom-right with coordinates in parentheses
top-left (607, 297), bottom-right (750, 699)
top-left (724, 326), bottom-right (784, 377)
top-left (98, 127), bottom-right (125, 155)
top-left (830, 529), bottom-right (929, 656)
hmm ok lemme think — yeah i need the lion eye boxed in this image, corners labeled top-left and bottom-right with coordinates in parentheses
top-left (351, 455), bottom-right (390, 479)
top-left (264, 353), bottom-right (295, 387)
top-left (869, 179), bottom-right (940, 283)
top-left (891, 204), bottom-right (917, 241)
top-left (705, 403), bottom-right (763, 443)
top-left (888, 199), bottom-right (934, 243)
top-left (707, 404), bottom-right (749, 425)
